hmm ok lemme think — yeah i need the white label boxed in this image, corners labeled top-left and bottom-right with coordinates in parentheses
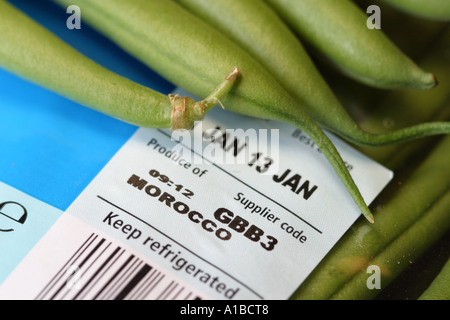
top-left (61, 94), bottom-right (392, 299)
top-left (0, 89), bottom-right (393, 300)
top-left (0, 214), bottom-right (207, 300)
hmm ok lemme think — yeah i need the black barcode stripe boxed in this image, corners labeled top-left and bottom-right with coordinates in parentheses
top-left (114, 264), bottom-right (152, 300)
top-left (166, 282), bottom-right (179, 299)
top-left (60, 240), bottom-right (113, 300)
top-left (49, 237), bottom-right (106, 300)
top-left (157, 281), bottom-right (176, 300)
top-left (109, 259), bottom-right (143, 300)
top-left (132, 269), bottom-right (160, 300)
top-left (172, 286), bottom-right (185, 300)
top-left (98, 255), bottom-right (139, 300)
top-left (77, 238), bottom-right (106, 270)
top-left (35, 233), bottom-right (97, 300)
top-left (166, 282), bottom-right (178, 299)
top-left (37, 233), bottom-right (203, 300)
top-left (77, 248), bottom-right (126, 300)
top-left (92, 249), bottom-right (130, 300)
top-left (38, 234), bottom-right (100, 300)
top-left (72, 245), bottom-right (121, 300)
top-left (125, 268), bottom-right (157, 300)
top-left (106, 257), bottom-right (143, 300)
top-left (144, 271), bottom-right (163, 297)
top-left (141, 271), bottom-right (165, 298)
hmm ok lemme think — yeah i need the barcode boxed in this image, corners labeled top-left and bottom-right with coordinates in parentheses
top-left (35, 233), bottom-right (203, 300)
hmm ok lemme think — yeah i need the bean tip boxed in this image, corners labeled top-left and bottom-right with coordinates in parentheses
top-left (361, 209), bottom-right (374, 224)
top-left (226, 66), bottom-right (240, 80)
top-left (364, 212), bottom-right (375, 224)
top-left (432, 74), bottom-right (439, 87)
top-left (422, 73), bottom-right (439, 90)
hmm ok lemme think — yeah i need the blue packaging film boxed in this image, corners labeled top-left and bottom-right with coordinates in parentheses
top-left (0, 0), bottom-right (175, 282)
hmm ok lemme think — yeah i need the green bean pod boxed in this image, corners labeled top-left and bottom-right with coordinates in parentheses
top-left (0, 0), bottom-right (168, 128)
top-left (0, 0), bottom-right (241, 130)
top-left (265, 0), bottom-right (437, 90)
top-left (356, 28), bottom-right (450, 168)
top-left (354, 0), bottom-right (450, 58)
top-left (173, 0), bottom-right (450, 148)
top-left (47, 0), bottom-right (374, 223)
top-left (381, 0), bottom-right (450, 21)
top-left (330, 190), bottom-right (450, 300)
top-left (324, 0), bottom-right (449, 119)
top-left (291, 135), bottom-right (450, 299)
top-left (418, 258), bottom-right (450, 300)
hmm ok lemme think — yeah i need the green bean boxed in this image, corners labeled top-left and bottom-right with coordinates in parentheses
top-left (355, 0), bottom-right (449, 58)
top-left (0, 0), bottom-right (240, 130)
top-left (173, 0), bottom-right (450, 148)
top-left (381, 0), bottom-right (450, 21)
top-left (325, 0), bottom-right (448, 118)
top-left (356, 28), bottom-right (450, 168)
top-left (47, 0), bottom-right (374, 223)
top-left (291, 135), bottom-right (450, 299)
top-left (418, 258), bottom-right (450, 300)
top-left (356, 0), bottom-right (449, 56)
top-left (330, 191), bottom-right (450, 300)
top-left (265, 0), bottom-right (438, 90)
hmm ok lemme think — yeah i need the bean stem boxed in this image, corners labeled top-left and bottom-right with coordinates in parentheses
top-left (170, 67), bottom-right (240, 129)
top-left (341, 121), bottom-right (450, 147)
top-left (280, 112), bottom-right (375, 223)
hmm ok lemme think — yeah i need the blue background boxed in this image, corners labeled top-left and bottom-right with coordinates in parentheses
top-left (0, 0), bottom-right (176, 210)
